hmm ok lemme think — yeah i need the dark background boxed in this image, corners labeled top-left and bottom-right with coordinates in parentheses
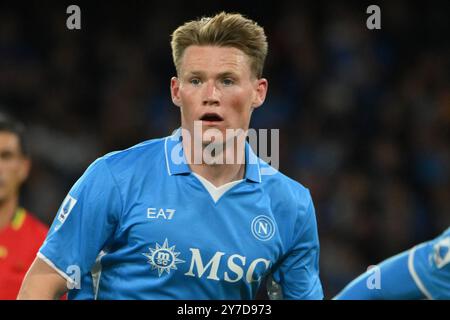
top-left (1, 0), bottom-right (449, 298)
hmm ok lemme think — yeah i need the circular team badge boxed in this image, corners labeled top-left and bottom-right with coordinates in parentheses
top-left (251, 215), bottom-right (276, 241)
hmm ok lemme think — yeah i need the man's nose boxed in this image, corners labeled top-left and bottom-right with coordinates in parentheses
top-left (202, 81), bottom-right (220, 106)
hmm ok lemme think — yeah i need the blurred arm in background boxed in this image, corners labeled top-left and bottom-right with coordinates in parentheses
top-left (335, 227), bottom-right (450, 300)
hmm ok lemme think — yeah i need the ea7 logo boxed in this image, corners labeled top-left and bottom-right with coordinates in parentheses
top-left (147, 208), bottom-right (176, 220)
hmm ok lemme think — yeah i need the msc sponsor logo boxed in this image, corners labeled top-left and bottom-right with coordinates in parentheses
top-left (251, 215), bottom-right (276, 241)
top-left (142, 239), bottom-right (185, 276)
top-left (142, 239), bottom-right (271, 283)
top-left (184, 249), bottom-right (271, 284)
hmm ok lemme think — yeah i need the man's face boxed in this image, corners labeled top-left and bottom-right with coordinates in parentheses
top-left (0, 132), bottom-right (30, 204)
top-left (171, 45), bottom-right (268, 145)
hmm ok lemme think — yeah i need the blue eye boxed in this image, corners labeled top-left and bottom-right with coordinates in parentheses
top-left (190, 78), bottom-right (201, 86)
top-left (222, 78), bottom-right (234, 86)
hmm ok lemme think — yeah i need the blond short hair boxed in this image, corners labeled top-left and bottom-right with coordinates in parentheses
top-left (171, 12), bottom-right (268, 78)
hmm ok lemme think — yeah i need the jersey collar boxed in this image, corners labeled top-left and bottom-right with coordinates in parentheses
top-left (164, 128), bottom-right (262, 183)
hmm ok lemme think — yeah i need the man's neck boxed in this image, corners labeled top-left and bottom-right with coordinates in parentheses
top-left (0, 197), bottom-right (19, 231)
top-left (190, 162), bottom-right (245, 187)
top-left (183, 137), bottom-right (246, 187)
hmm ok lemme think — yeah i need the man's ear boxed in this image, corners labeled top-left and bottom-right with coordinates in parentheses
top-left (252, 78), bottom-right (268, 109)
top-left (171, 77), bottom-right (182, 108)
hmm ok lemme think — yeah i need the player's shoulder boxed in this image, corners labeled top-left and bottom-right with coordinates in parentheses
top-left (258, 161), bottom-right (316, 247)
top-left (87, 135), bottom-right (168, 175)
top-left (259, 160), bottom-right (312, 208)
top-left (102, 136), bottom-right (166, 164)
top-left (429, 226), bottom-right (450, 268)
top-left (409, 226), bottom-right (450, 299)
top-left (410, 226), bottom-right (450, 273)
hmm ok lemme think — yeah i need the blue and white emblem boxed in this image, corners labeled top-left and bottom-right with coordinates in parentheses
top-left (251, 215), bottom-right (276, 241)
top-left (142, 239), bottom-right (185, 276)
top-left (433, 237), bottom-right (450, 269)
top-left (57, 194), bottom-right (77, 224)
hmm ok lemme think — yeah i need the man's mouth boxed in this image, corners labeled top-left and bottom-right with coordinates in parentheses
top-left (199, 113), bottom-right (224, 123)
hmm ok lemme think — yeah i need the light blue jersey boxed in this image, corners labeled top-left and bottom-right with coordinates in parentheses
top-left (335, 227), bottom-right (450, 300)
top-left (39, 130), bottom-right (323, 300)
top-left (408, 227), bottom-right (450, 299)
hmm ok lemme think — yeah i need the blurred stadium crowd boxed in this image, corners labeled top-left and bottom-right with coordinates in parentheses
top-left (1, 0), bottom-right (449, 298)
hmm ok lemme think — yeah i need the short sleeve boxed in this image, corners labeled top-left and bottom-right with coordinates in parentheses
top-left (38, 158), bottom-right (122, 286)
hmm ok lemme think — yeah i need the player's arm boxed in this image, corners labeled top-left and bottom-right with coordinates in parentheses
top-left (272, 192), bottom-right (323, 299)
top-left (334, 250), bottom-right (425, 300)
top-left (18, 257), bottom-right (68, 300)
top-left (18, 157), bottom-right (122, 300)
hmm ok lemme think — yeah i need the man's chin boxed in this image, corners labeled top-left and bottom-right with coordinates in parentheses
top-left (201, 139), bottom-right (225, 148)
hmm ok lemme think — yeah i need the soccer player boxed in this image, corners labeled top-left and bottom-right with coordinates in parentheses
top-left (0, 112), bottom-right (48, 299)
top-left (334, 227), bottom-right (450, 300)
top-left (18, 12), bottom-right (323, 300)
